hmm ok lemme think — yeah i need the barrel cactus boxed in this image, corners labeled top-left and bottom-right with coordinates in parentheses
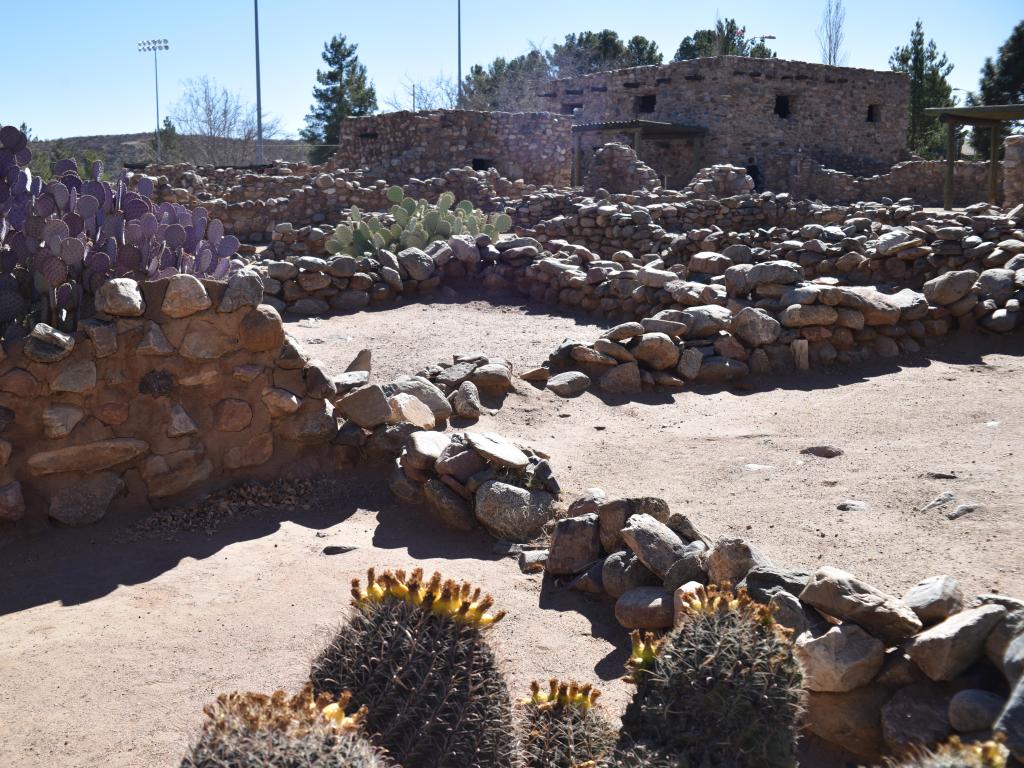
top-left (325, 189), bottom-right (512, 258)
top-left (310, 568), bottom-right (517, 768)
top-left (181, 686), bottom-right (391, 768)
top-left (620, 584), bottom-right (804, 768)
top-left (519, 679), bottom-right (616, 768)
top-left (888, 737), bottom-right (1008, 768)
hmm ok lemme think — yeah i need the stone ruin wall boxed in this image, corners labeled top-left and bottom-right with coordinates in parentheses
top-left (542, 56), bottom-right (909, 187)
top-left (0, 273), bottom-right (346, 526)
top-left (1005, 135), bottom-right (1024, 209)
top-left (335, 109), bottom-right (574, 188)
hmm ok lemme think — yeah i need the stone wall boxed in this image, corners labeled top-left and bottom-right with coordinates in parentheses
top-left (542, 56), bottom-right (909, 187)
top-left (0, 273), bottom-right (347, 525)
top-left (785, 155), bottom-right (1003, 207)
top-left (1005, 135), bottom-right (1024, 209)
top-left (335, 110), bottom-right (573, 187)
top-left (583, 143), bottom-right (661, 195)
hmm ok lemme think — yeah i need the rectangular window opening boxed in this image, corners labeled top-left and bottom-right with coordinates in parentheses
top-left (358, 131), bottom-right (379, 140)
top-left (471, 158), bottom-right (495, 171)
top-left (562, 103), bottom-right (583, 116)
top-left (866, 104), bottom-right (881, 123)
top-left (774, 95), bottom-right (791, 119)
top-left (637, 94), bottom-right (657, 114)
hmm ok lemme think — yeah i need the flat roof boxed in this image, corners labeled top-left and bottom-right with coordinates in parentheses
top-left (924, 104), bottom-right (1024, 122)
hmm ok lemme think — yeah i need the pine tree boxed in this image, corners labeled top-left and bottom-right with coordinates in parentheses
top-left (548, 30), bottom-right (662, 78)
top-left (301, 35), bottom-right (377, 164)
top-left (972, 20), bottom-right (1024, 157)
top-left (673, 18), bottom-right (777, 61)
top-left (889, 20), bottom-right (956, 158)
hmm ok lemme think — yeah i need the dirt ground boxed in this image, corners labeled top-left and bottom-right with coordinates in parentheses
top-left (2, 290), bottom-right (1022, 768)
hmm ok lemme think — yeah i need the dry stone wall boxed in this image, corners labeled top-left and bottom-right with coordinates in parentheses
top-left (1006, 135), bottom-right (1024, 209)
top-left (335, 109), bottom-right (573, 187)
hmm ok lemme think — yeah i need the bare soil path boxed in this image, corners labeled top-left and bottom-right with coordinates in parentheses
top-left (2, 290), bottom-right (1021, 767)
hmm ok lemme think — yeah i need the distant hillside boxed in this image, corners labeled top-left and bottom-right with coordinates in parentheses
top-left (26, 132), bottom-right (313, 172)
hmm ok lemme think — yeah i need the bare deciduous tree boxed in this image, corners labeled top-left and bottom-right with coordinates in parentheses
top-left (381, 75), bottom-right (460, 112)
top-left (171, 76), bottom-right (281, 166)
top-left (816, 0), bottom-right (848, 66)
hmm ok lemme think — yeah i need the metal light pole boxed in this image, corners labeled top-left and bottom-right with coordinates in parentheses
top-left (457, 0), bottom-right (462, 107)
top-left (138, 39), bottom-right (169, 163)
top-left (254, 0), bottom-right (265, 164)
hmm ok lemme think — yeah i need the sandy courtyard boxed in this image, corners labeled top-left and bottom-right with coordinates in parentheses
top-left (2, 291), bottom-right (1022, 767)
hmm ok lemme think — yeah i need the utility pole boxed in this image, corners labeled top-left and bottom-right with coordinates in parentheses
top-left (457, 0), bottom-right (462, 107)
top-left (254, 0), bottom-right (265, 164)
top-left (137, 39), bottom-right (169, 163)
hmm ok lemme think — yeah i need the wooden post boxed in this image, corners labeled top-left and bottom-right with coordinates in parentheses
top-left (990, 124), bottom-right (999, 204)
top-left (633, 127), bottom-right (642, 156)
top-left (944, 119), bottom-right (955, 210)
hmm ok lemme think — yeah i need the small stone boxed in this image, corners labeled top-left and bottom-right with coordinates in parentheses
top-left (881, 683), bottom-right (951, 752)
top-left (903, 575), bottom-right (964, 624)
top-left (452, 380), bottom-right (483, 419)
top-left (261, 387), bottom-right (301, 416)
top-left (48, 472), bottom-right (124, 526)
top-left (947, 503), bottom-right (982, 520)
top-left (43, 404), bottom-right (84, 439)
top-left (386, 393), bottom-right (435, 430)
top-left (0, 368), bottom-right (40, 397)
top-left (95, 278), bottom-right (145, 317)
top-left (213, 399), bottom-right (254, 432)
top-left (518, 549), bottom-right (549, 574)
top-left (801, 445), bottom-right (844, 458)
top-left (599, 361), bottom-right (642, 395)
top-left (731, 306), bottom-right (781, 346)
top-left (631, 332), bottom-right (680, 370)
top-left (385, 376), bottom-right (452, 422)
top-left (615, 586), bottom-right (674, 629)
top-left (224, 433), bottom-right (274, 469)
top-left (706, 536), bottom-right (770, 585)
top-left (423, 478), bottom-right (476, 531)
top-left (0, 439), bottom-right (11, 466)
top-left (603, 551), bottom-right (659, 598)
top-left (466, 431), bottom-right (529, 469)
top-left (805, 686), bottom-right (889, 762)
top-left (547, 371), bottom-right (590, 397)
top-left (474, 480), bottom-right (555, 542)
top-left (741, 565), bottom-right (810, 603)
top-left (81, 319), bottom-right (117, 357)
top-left (995, 677), bottom-right (1024, 762)
top-left (672, 581), bottom-right (706, 627)
top-left (405, 431), bottom-right (450, 471)
top-left (471, 363), bottom-right (513, 393)
top-left (800, 566), bottom-right (923, 645)
top-left (621, 513), bottom-right (688, 579)
top-left (520, 367), bottom-right (550, 382)
top-left (337, 385), bottom-right (391, 429)
top-left (218, 269), bottom-right (264, 312)
top-left (837, 499), bottom-right (868, 512)
top-left (167, 404), bottom-right (199, 437)
top-left (0, 481), bottom-right (26, 521)
top-left (795, 624), bottom-right (886, 692)
top-left (598, 497), bottom-right (671, 552)
top-left (662, 543), bottom-right (709, 590)
top-left (322, 544), bottom-right (357, 556)
top-left (948, 689), bottom-right (1005, 732)
top-left (907, 604), bottom-right (1007, 681)
top-left (142, 447), bottom-right (213, 499)
top-left (161, 274), bottom-right (212, 318)
top-left (137, 322), bottom-right (174, 355)
top-left (238, 304), bottom-right (285, 352)
top-left (602, 322), bottom-right (644, 342)
top-left (568, 562), bottom-right (605, 595)
top-left (546, 513), bottom-right (602, 576)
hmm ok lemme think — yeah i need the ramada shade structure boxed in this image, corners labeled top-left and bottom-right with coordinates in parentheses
top-left (923, 104), bottom-right (1024, 210)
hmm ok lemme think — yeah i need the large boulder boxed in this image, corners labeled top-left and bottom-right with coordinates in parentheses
top-left (923, 270), bottom-right (978, 305)
top-left (620, 513), bottom-right (688, 579)
top-left (906, 604), bottom-right (1007, 681)
top-left (731, 307), bottom-right (781, 346)
top-left (795, 624), bottom-right (886, 692)
top-left (546, 514), bottom-right (602, 576)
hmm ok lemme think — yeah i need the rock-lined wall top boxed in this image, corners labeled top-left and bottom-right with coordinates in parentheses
top-left (583, 143), bottom-right (661, 195)
top-left (540, 56), bottom-right (909, 182)
top-left (336, 109), bottom-right (573, 188)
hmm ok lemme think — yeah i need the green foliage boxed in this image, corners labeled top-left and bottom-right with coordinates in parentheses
top-left (309, 569), bottom-right (516, 768)
top-left (301, 34), bottom-right (377, 164)
top-left (972, 20), bottom-right (1024, 157)
top-left (620, 586), bottom-right (804, 768)
top-left (151, 116), bottom-right (182, 163)
top-left (325, 190), bottom-right (511, 258)
top-left (673, 18), bottom-right (777, 61)
top-left (519, 680), bottom-right (616, 768)
top-left (181, 687), bottom-right (391, 768)
top-left (889, 20), bottom-right (957, 158)
top-left (548, 30), bottom-right (663, 77)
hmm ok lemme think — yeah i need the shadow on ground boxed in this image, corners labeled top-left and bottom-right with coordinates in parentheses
top-left (0, 464), bottom-right (495, 617)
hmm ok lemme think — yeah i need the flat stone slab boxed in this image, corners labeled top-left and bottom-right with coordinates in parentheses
top-left (28, 439), bottom-right (149, 476)
top-left (466, 431), bottom-right (529, 469)
top-left (800, 566), bottom-right (922, 645)
top-left (907, 604), bottom-right (1006, 681)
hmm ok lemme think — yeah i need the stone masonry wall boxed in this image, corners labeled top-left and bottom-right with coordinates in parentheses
top-left (336, 110), bottom-right (573, 187)
top-left (542, 57), bottom-right (909, 186)
top-left (1005, 135), bottom-right (1024, 209)
top-left (0, 272), bottom-right (348, 526)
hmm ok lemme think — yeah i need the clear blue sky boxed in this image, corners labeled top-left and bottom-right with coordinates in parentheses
top-left (5, 0), bottom-right (1020, 141)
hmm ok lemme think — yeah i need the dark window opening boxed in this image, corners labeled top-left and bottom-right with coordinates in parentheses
top-left (655, 77), bottom-right (672, 85)
top-left (684, 74), bottom-right (704, 82)
top-left (774, 95), bottom-right (791, 119)
top-left (590, 85), bottom-right (607, 92)
top-left (637, 94), bottom-right (657, 114)
top-left (358, 131), bottom-right (379, 140)
top-left (866, 104), bottom-right (881, 123)
top-left (562, 103), bottom-right (583, 116)
top-left (539, 91), bottom-right (557, 99)
top-left (564, 88), bottom-right (584, 96)
top-left (623, 81), bottom-right (641, 89)
top-left (471, 158), bottom-right (495, 171)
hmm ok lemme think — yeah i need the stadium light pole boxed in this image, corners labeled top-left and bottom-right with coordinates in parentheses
top-left (254, 0), bottom-right (265, 164)
top-left (138, 39), bottom-right (170, 163)
top-left (457, 0), bottom-right (462, 107)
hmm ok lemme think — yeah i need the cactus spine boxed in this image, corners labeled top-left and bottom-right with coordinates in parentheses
top-left (518, 679), bottom-right (616, 768)
top-left (310, 568), bottom-right (516, 768)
